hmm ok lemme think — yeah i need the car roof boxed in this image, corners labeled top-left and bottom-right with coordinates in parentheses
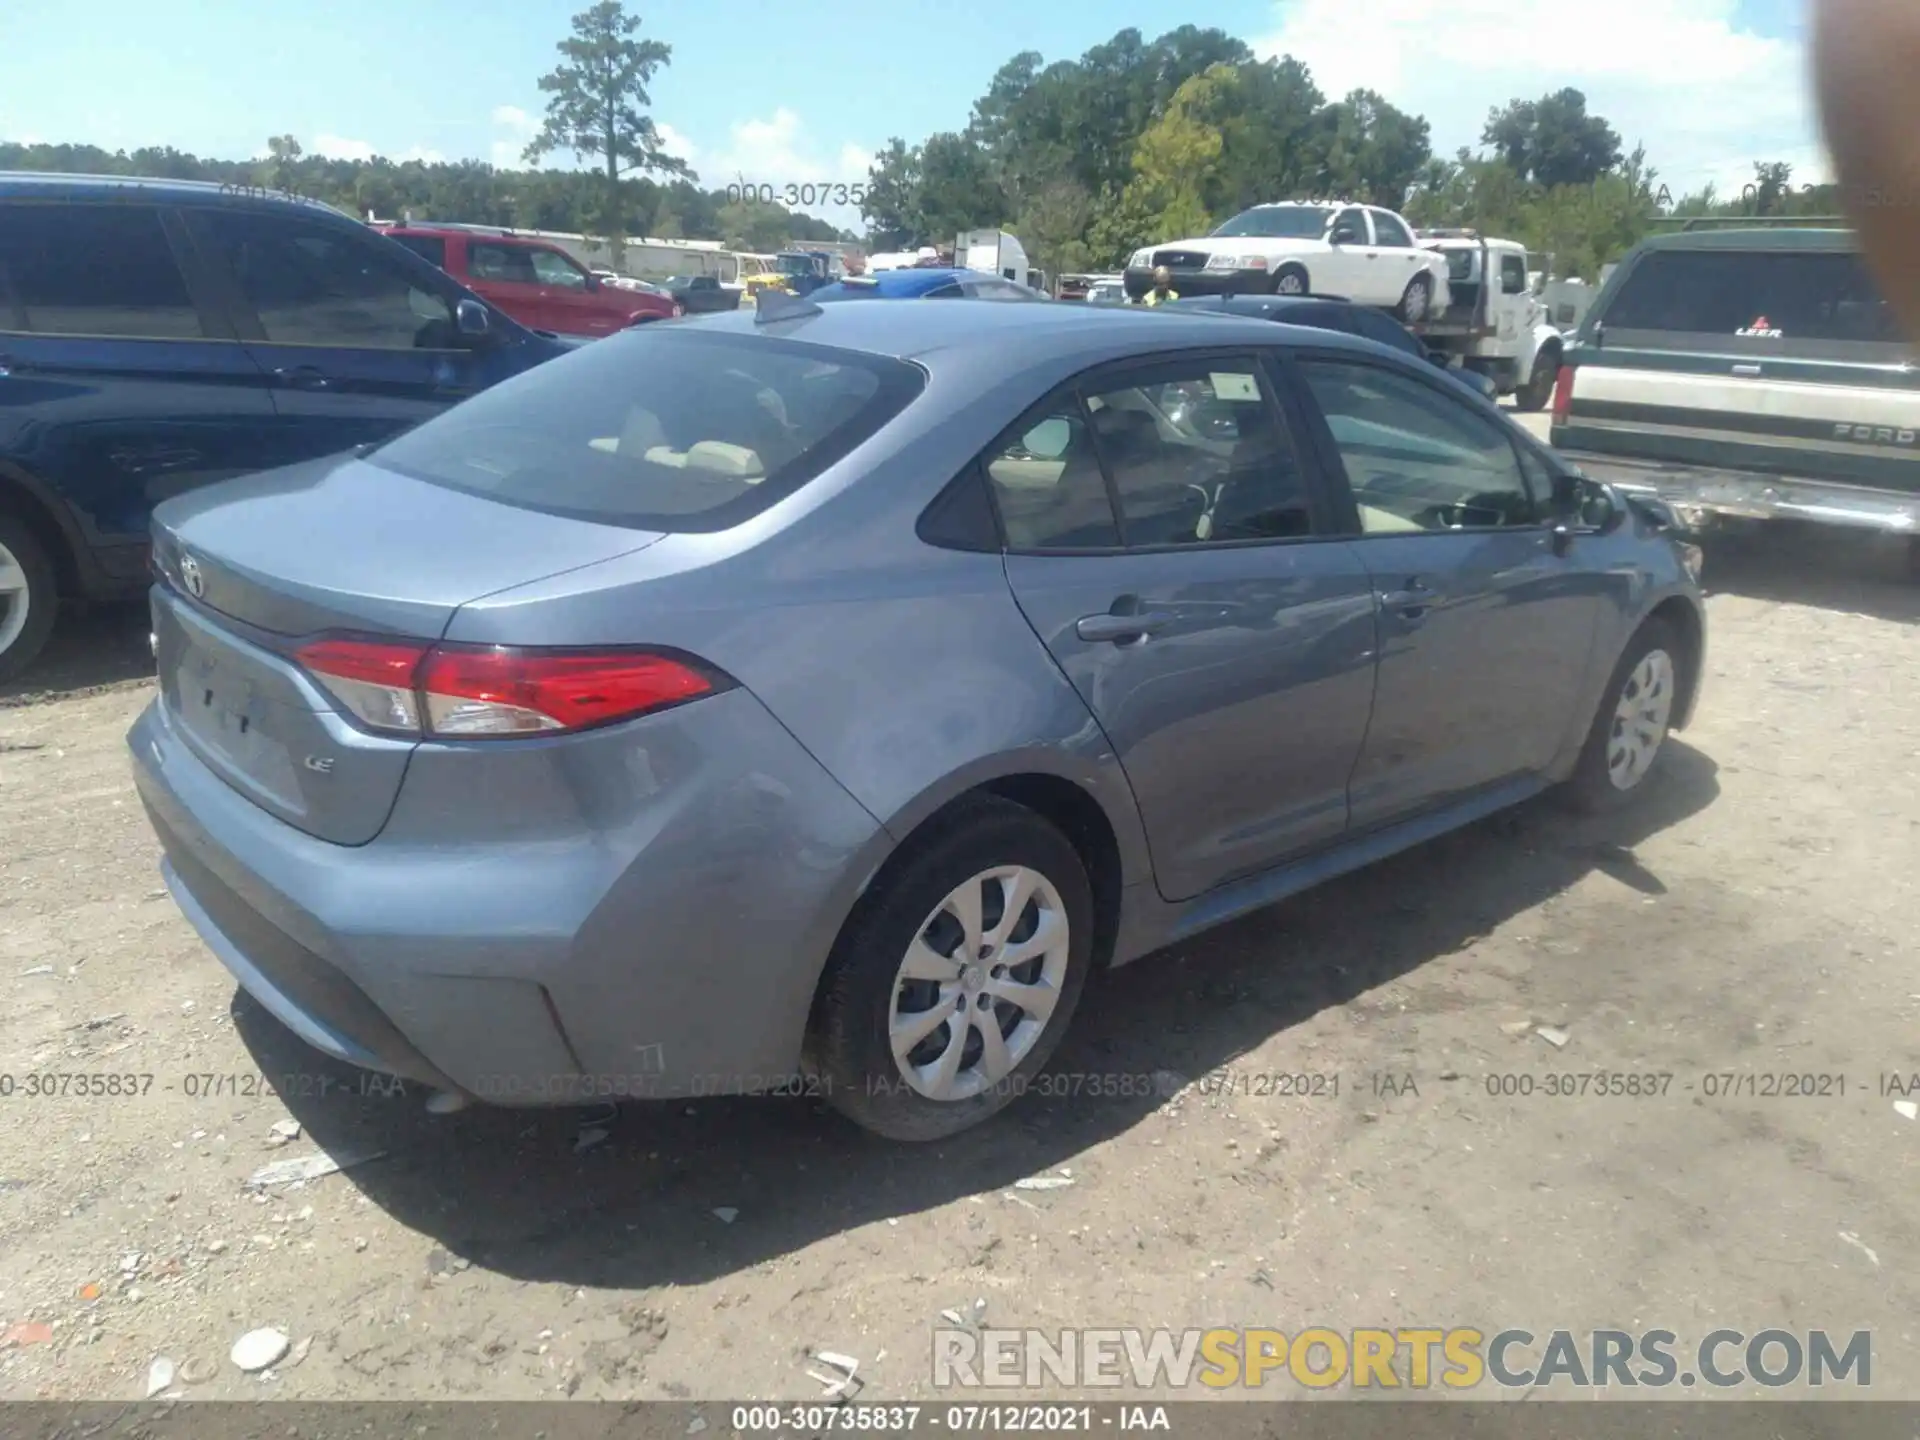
top-left (829, 268), bottom-right (985, 297)
top-left (1631, 226), bottom-right (1858, 253)
top-left (0, 170), bottom-right (356, 221)
top-left (1167, 295), bottom-right (1356, 319)
top-left (684, 296), bottom-right (1390, 370)
top-left (380, 225), bottom-right (558, 247)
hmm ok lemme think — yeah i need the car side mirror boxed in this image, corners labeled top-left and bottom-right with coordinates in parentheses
top-left (1578, 477), bottom-right (1625, 533)
top-left (583, 273), bottom-right (602, 291)
top-left (455, 298), bottom-right (492, 339)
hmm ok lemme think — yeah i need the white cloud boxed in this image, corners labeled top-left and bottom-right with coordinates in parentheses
top-left (655, 121), bottom-right (696, 167)
top-left (490, 104), bottom-right (538, 169)
top-left (312, 133), bottom-right (376, 163)
top-left (310, 133), bottom-right (443, 165)
top-left (711, 109), bottom-right (874, 227)
top-left (1254, 0), bottom-right (1828, 199)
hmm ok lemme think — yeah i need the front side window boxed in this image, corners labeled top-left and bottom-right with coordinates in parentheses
top-left (200, 212), bottom-right (453, 349)
top-left (1330, 208), bottom-right (1370, 245)
top-left (1298, 358), bottom-right (1540, 533)
top-left (1500, 253), bottom-right (1529, 294)
top-left (0, 203), bottom-right (204, 340)
top-left (370, 328), bottom-right (925, 532)
top-left (1082, 361), bottom-right (1313, 545)
top-left (468, 242), bottom-right (540, 284)
top-left (531, 248), bottom-right (589, 289)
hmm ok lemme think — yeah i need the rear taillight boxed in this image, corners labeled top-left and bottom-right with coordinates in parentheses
top-left (1550, 364), bottom-right (1576, 424)
top-left (294, 638), bottom-right (721, 739)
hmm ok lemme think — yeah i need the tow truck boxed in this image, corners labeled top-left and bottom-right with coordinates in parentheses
top-left (1410, 229), bottom-right (1568, 411)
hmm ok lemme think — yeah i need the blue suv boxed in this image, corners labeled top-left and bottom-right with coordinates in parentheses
top-left (0, 173), bottom-right (574, 680)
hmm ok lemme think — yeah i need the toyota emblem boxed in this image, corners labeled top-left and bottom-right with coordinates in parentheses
top-left (180, 555), bottom-right (205, 599)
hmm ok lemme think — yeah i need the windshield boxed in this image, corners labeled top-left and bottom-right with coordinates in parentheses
top-left (370, 328), bottom-right (926, 532)
top-left (776, 255), bottom-right (816, 276)
top-left (1210, 205), bottom-right (1334, 239)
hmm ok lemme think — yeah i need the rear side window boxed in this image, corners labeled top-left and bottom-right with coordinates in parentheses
top-left (1600, 248), bottom-right (1904, 348)
top-left (370, 327), bottom-right (926, 532)
top-left (390, 234), bottom-right (447, 269)
top-left (1371, 212), bottom-right (1415, 248)
top-left (0, 203), bottom-right (204, 339)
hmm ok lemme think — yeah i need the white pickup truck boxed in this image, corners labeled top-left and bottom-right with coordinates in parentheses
top-left (1122, 200), bottom-right (1454, 321)
top-left (1411, 231), bottom-right (1567, 411)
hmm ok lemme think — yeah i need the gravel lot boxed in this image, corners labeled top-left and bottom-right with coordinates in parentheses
top-left (3, 411), bottom-right (1918, 1403)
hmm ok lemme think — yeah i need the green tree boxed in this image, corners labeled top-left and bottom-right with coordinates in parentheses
top-left (264, 134), bottom-right (304, 192)
top-left (1315, 89), bottom-right (1432, 208)
top-left (1482, 88), bottom-right (1622, 189)
top-left (523, 1), bottom-right (693, 266)
top-left (861, 138), bottom-right (925, 248)
top-left (914, 132), bottom-right (1008, 243)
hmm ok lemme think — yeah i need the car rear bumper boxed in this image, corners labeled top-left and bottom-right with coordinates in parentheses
top-left (1553, 446), bottom-right (1920, 535)
top-left (128, 684), bottom-right (886, 1105)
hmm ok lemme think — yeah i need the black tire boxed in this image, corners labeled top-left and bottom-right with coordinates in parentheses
top-left (1271, 264), bottom-right (1309, 296)
top-left (1516, 347), bottom-right (1560, 412)
top-left (1396, 272), bottom-right (1434, 324)
top-left (1905, 535), bottom-right (1920, 584)
top-left (1560, 618), bottom-right (1683, 814)
top-left (0, 514), bottom-right (59, 686)
top-left (810, 796), bottom-right (1095, 1142)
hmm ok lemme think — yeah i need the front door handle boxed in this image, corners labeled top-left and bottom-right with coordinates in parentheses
top-left (1379, 579), bottom-right (1439, 617)
top-left (1076, 610), bottom-right (1174, 643)
top-left (273, 365), bottom-right (330, 391)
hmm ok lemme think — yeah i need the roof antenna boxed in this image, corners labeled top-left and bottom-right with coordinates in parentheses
top-left (754, 290), bottom-right (823, 325)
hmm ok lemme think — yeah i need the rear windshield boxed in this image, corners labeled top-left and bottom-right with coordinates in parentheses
top-left (1598, 248), bottom-right (1906, 350)
top-left (369, 327), bottom-right (926, 532)
top-left (1440, 249), bottom-right (1477, 282)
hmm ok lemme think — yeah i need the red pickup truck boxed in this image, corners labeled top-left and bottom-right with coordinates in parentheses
top-left (375, 224), bottom-right (679, 337)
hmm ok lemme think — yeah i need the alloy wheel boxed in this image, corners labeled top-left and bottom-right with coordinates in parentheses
top-left (1607, 648), bottom-right (1675, 790)
top-left (0, 538), bottom-right (31, 656)
top-left (887, 865), bottom-right (1070, 1102)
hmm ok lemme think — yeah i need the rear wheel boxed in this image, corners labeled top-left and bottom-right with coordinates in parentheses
top-left (1516, 347), bottom-right (1560, 411)
top-left (1272, 265), bottom-right (1309, 296)
top-left (0, 515), bottom-right (58, 685)
top-left (811, 797), bottom-right (1094, 1141)
top-left (1396, 272), bottom-right (1434, 324)
top-left (1561, 619), bottom-right (1682, 813)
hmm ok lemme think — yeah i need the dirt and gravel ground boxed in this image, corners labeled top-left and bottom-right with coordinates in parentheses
top-left (3, 414), bottom-right (1918, 1404)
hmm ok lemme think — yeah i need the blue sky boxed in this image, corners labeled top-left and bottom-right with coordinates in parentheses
top-left (0, 0), bottom-right (1821, 229)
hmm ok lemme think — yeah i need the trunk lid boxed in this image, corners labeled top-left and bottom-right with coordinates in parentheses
top-left (149, 451), bottom-right (663, 845)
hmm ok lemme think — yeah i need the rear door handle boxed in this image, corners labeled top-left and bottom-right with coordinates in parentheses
top-left (1076, 610), bottom-right (1174, 643)
top-left (273, 365), bottom-right (330, 391)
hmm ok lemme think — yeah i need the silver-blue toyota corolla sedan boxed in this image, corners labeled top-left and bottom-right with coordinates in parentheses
top-left (129, 298), bottom-right (1706, 1141)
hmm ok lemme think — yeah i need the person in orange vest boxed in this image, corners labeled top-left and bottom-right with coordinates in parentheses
top-left (1140, 266), bottom-right (1180, 306)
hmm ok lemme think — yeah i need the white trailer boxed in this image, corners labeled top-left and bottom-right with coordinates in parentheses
top-left (956, 229), bottom-right (1042, 290)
